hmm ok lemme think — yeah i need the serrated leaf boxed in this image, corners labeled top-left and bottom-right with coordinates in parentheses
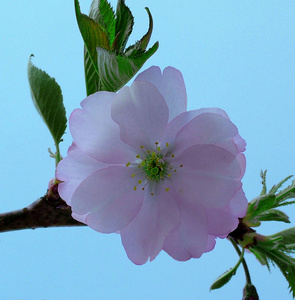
top-left (270, 227), bottom-right (295, 247)
top-left (258, 209), bottom-right (290, 223)
top-left (79, 0), bottom-right (158, 95)
top-left (277, 200), bottom-right (295, 208)
top-left (210, 246), bottom-right (244, 291)
top-left (249, 247), bottom-right (268, 265)
top-left (27, 56), bottom-right (66, 146)
top-left (254, 243), bottom-right (295, 297)
top-left (275, 180), bottom-right (295, 206)
top-left (249, 194), bottom-right (276, 216)
top-left (75, 0), bottom-right (110, 74)
top-left (114, 0), bottom-right (134, 53)
top-left (89, 0), bottom-right (116, 45)
top-left (269, 175), bottom-right (293, 194)
top-left (210, 268), bottom-right (237, 290)
top-left (260, 170), bottom-right (267, 195)
top-left (84, 46), bottom-right (102, 96)
top-left (97, 41), bottom-right (159, 91)
top-left (125, 7), bottom-right (154, 57)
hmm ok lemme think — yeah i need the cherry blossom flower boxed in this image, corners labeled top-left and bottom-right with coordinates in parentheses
top-left (56, 66), bottom-right (248, 265)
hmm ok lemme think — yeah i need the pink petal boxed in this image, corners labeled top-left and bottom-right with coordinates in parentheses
top-left (205, 204), bottom-right (240, 237)
top-left (236, 153), bottom-right (246, 179)
top-left (71, 166), bottom-right (144, 233)
top-left (229, 187), bottom-right (248, 218)
top-left (171, 112), bottom-right (242, 157)
top-left (70, 92), bottom-right (135, 164)
top-left (72, 212), bottom-right (89, 224)
top-left (111, 81), bottom-right (169, 150)
top-left (163, 201), bottom-right (209, 261)
top-left (56, 149), bottom-right (107, 205)
top-left (205, 188), bottom-right (247, 238)
top-left (234, 134), bottom-right (247, 152)
top-left (204, 235), bottom-right (216, 253)
top-left (161, 108), bottom-right (232, 150)
top-left (135, 66), bottom-right (187, 121)
top-left (172, 144), bottom-right (242, 208)
top-left (120, 185), bottom-right (180, 265)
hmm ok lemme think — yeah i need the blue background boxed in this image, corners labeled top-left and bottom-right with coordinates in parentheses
top-left (1, 0), bottom-right (295, 299)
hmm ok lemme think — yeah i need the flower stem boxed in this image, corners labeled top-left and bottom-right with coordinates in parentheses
top-left (55, 142), bottom-right (62, 167)
top-left (229, 237), bottom-right (252, 285)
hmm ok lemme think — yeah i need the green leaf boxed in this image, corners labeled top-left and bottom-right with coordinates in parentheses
top-left (210, 268), bottom-right (237, 290)
top-left (249, 247), bottom-right (268, 265)
top-left (125, 7), bottom-right (154, 57)
top-left (258, 209), bottom-right (290, 223)
top-left (27, 55), bottom-right (66, 147)
top-left (84, 47), bottom-right (102, 96)
top-left (260, 170), bottom-right (267, 195)
top-left (275, 180), bottom-right (295, 206)
top-left (89, 0), bottom-right (116, 45)
top-left (269, 175), bottom-right (293, 194)
top-left (248, 194), bottom-right (276, 216)
top-left (97, 41), bottom-right (159, 92)
top-left (270, 227), bottom-right (295, 248)
top-left (210, 247), bottom-right (245, 291)
top-left (114, 0), bottom-right (134, 53)
top-left (253, 243), bottom-right (295, 297)
top-left (75, 0), bottom-right (110, 73)
top-left (78, 0), bottom-right (158, 95)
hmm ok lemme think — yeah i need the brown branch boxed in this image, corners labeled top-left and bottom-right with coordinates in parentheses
top-left (0, 184), bottom-right (85, 233)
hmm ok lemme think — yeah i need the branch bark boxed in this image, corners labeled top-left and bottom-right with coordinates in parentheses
top-left (0, 185), bottom-right (85, 233)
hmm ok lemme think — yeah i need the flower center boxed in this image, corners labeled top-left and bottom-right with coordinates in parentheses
top-left (125, 142), bottom-right (183, 195)
top-left (142, 152), bottom-right (167, 182)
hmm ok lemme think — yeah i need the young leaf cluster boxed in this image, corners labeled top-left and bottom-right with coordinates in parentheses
top-left (243, 171), bottom-right (295, 298)
top-left (75, 0), bottom-right (159, 95)
top-left (249, 236), bottom-right (295, 298)
top-left (244, 171), bottom-right (295, 227)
